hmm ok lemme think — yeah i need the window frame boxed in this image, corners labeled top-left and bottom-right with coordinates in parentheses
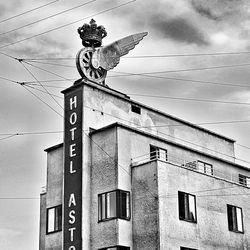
top-left (239, 174), bottom-right (250, 187)
top-left (178, 191), bottom-right (197, 223)
top-left (197, 160), bottom-right (213, 175)
top-left (98, 189), bottom-right (131, 222)
top-left (150, 145), bottom-right (168, 162)
top-left (227, 204), bottom-right (244, 233)
top-left (131, 104), bottom-right (141, 114)
top-left (46, 204), bottom-right (62, 234)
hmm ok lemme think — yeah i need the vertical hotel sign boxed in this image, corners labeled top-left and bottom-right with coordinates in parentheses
top-left (63, 85), bottom-right (83, 250)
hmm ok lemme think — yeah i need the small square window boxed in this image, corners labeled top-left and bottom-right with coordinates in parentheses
top-left (46, 205), bottom-right (62, 234)
top-left (227, 204), bottom-right (244, 233)
top-left (239, 174), bottom-right (250, 187)
top-left (150, 145), bottom-right (167, 161)
top-left (131, 104), bottom-right (141, 114)
top-left (178, 191), bottom-right (197, 223)
top-left (98, 190), bottom-right (130, 222)
top-left (197, 161), bottom-right (213, 175)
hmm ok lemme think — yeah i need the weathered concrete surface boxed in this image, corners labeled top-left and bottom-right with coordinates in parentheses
top-left (90, 127), bottom-right (118, 249)
top-left (39, 193), bottom-right (46, 250)
top-left (44, 145), bottom-right (63, 250)
top-left (132, 161), bottom-right (159, 250)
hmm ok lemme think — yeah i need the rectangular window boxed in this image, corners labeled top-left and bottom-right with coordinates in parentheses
top-left (197, 161), bottom-right (213, 175)
top-left (46, 205), bottom-right (62, 234)
top-left (239, 174), bottom-right (250, 187)
top-left (98, 190), bottom-right (130, 221)
top-left (227, 204), bottom-right (244, 233)
top-left (150, 145), bottom-right (167, 161)
top-left (131, 104), bottom-right (141, 114)
top-left (99, 246), bottom-right (130, 250)
top-left (178, 191), bottom-right (197, 223)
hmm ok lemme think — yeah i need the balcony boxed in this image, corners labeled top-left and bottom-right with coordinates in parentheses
top-left (131, 151), bottom-right (250, 188)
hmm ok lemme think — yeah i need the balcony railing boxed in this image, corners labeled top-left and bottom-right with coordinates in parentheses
top-left (131, 151), bottom-right (250, 188)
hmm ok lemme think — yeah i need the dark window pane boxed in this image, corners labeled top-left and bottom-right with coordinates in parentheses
top-left (178, 192), bottom-right (185, 219)
top-left (150, 145), bottom-right (158, 160)
top-left (120, 191), bottom-right (130, 218)
top-left (107, 191), bottom-right (116, 218)
top-left (131, 104), bottom-right (141, 114)
top-left (102, 194), bottom-right (106, 219)
top-left (46, 205), bottom-right (62, 234)
top-left (179, 192), bottom-right (196, 222)
top-left (98, 190), bottom-right (130, 221)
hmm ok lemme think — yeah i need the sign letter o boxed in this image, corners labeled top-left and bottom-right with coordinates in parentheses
top-left (69, 112), bottom-right (77, 125)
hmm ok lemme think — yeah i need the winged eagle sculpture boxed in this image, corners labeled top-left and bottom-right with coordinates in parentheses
top-left (76, 19), bottom-right (148, 85)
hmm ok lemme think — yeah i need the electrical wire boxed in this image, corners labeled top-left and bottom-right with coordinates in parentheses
top-left (128, 93), bottom-right (250, 107)
top-left (18, 63), bottom-right (250, 164)
top-left (20, 61), bottom-right (64, 110)
top-left (0, 0), bottom-right (136, 50)
top-left (23, 60), bottom-right (250, 89)
top-left (22, 85), bottom-right (63, 117)
top-left (21, 50), bottom-right (250, 60)
top-left (0, 0), bottom-right (59, 24)
top-left (23, 85), bottom-right (250, 127)
top-left (0, 0), bottom-right (96, 36)
top-left (0, 75), bottom-right (21, 84)
top-left (0, 134), bottom-right (17, 141)
top-left (111, 62), bottom-right (250, 77)
top-left (0, 131), bottom-right (63, 136)
top-left (18, 71), bottom-right (250, 202)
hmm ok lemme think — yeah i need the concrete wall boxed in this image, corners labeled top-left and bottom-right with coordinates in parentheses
top-left (116, 126), bottom-right (248, 188)
top-left (131, 161), bottom-right (159, 249)
top-left (90, 127), bottom-right (119, 249)
top-left (82, 82), bottom-right (235, 161)
top-left (45, 145), bottom-right (63, 250)
top-left (157, 161), bottom-right (250, 250)
top-left (39, 193), bottom-right (46, 250)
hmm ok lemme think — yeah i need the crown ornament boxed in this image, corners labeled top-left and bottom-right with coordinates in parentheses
top-left (77, 19), bottom-right (107, 48)
top-left (76, 19), bottom-right (147, 85)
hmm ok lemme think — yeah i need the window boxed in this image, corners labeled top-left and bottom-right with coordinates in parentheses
top-left (150, 145), bottom-right (167, 161)
top-left (131, 104), bottom-right (141, 114)
top-left (98, 190), bottom-right (130, 221)
top-left (197, 161), bottom-right (213, 175)
top-left (180, 247), bottom-right (197, 250)
top-left (99, 246), bottom-right (130, 250)
top-left (46, 205), bottom-right (62, 234)
top-left (227, 205), bottom-right (244, 233)
top-left (178, 191), bottom-right (197, 223)
top-left (239, 174), bottom-right (250, 187)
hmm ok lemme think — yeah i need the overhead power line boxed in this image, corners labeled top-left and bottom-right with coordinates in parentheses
top-left (19, 59), bottom-right (250, 91)
top-left (111, 62), bottom-right (250, 77)
top-left (0, 0), bottom-right (96, 36)
top-left (17, 61), bottom-right (250, 165)
top-left (128, 93), bottom-right (250, 107)
top-left (0, 0), bottom-right (136, 50)
top-left (0, 131), bottom-right (63, 136)
top-left (20, 61), bottom-right (64, 110)
top-left (0, 0), bottom-right (59, 24)
top-left (20, 50), bottom-right (250, 61)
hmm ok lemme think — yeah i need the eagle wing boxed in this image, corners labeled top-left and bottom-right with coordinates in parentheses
top-left (92, 32), bottom-right (148, 71)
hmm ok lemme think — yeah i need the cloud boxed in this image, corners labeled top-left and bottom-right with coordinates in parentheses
top-left (151, 16), bottom-right (209, 46)
top-left (191, 1), bottom-right (219, 20)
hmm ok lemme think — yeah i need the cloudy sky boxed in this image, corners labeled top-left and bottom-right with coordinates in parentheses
top-left (1, 0), bottom-right (250, 249)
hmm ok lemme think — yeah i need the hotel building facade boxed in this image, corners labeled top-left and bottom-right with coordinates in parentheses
top-left (39, 79), bottom-right (250, 250)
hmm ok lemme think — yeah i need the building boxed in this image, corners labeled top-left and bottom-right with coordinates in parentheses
top-left (39, 78), bottom-right (250, 250)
